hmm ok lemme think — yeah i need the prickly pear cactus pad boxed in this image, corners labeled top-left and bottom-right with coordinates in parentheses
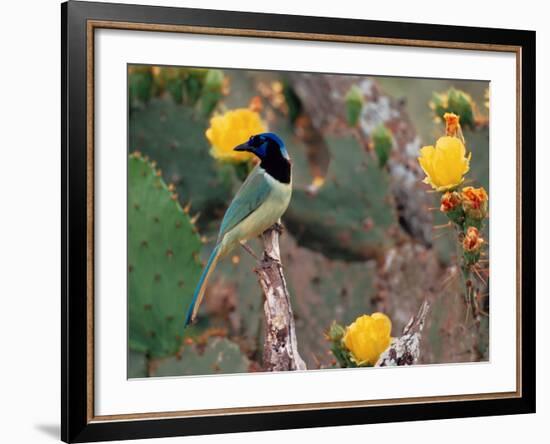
top-left (285, 135), bottom-right (398, 261)
top-left (128, 66), bottom-right (154, 110)
top-left (153, 338), bottom-right (250, 377)
top-left (128, 153), bottom-right (203, 359)
top-left (129, 99), bottom-right (233, 230)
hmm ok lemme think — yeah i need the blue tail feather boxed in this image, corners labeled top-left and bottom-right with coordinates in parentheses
top-left (184, 244), bottom-right (221, 327)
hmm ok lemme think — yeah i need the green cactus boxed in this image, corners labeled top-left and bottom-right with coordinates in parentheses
top-left (182, 68), bottom-right (209, 105)
top-left (129, 98), bottom-right (234, 231)
top-left (198, 69), bottom-right (225, 117)
top-left (345, 84), bottom-right (364, 127)
top-left (128, 66), bottom-right (154, 109)
top-left (372, 124), bottom-right (393, 168)
top-left (431, 87), bottom-right (476, 128)
top-left (285, 135), bottom-right (398, 261)
top-left (156, 67), bottom-right (186, 104)
top-left (128, 153), bottom-right (203, 359)
top-left (153, 338), bottom-right (250, 376)
top-left (129, 65), bottom-right (225, 112)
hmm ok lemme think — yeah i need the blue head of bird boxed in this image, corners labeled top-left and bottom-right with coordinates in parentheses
top-left (234, 133), bottom-right (291, 184)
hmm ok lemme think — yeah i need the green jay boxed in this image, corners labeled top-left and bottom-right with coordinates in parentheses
top-left (185, 133), bottom-right (292, 326)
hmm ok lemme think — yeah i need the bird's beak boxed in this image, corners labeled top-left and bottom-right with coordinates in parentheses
top-left (233, 142), bottom-right (253, 153)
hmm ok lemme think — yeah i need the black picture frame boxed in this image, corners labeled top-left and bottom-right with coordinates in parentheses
top-left (62, 1), bottom-right (536, 442)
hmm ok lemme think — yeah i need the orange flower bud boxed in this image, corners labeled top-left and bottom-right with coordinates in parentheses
top-left (444, 112), bottom-right (460, 137)
top-left (248, 95), bottom-right (263, 113)
top-left (463, 226), bottom-right (484, 253)
top-left (461, 186), bottom-right (488, 219)
top-left (440, 191), bottom-right (462, 213)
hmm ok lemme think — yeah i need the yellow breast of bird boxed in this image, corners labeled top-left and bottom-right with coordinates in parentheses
top-left (224, 173), bottom-right (291, 250)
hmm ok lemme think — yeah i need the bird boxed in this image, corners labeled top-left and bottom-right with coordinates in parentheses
top-left (185, 132), bottom-right (292, 327)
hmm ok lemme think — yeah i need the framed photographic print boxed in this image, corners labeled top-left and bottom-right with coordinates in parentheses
top-left (61, 1), bottom-right (536, 442)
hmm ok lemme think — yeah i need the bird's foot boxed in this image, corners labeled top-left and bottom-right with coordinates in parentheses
top-left (273, 222), bottom-right (284, 235)
top-left (253, 254), bottom-right (277, 272)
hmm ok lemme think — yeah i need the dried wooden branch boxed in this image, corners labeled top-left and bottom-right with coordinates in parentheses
top-left (254, 223), bottom-right (306, 371)
top-left (375, 300), bottom-right (430, 367)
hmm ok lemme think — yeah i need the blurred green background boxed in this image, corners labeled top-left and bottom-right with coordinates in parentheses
top-left (127, 65), bottom-right (489, 378)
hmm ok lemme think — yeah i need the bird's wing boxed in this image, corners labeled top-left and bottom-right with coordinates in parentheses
top-left (217, 166), bottom-right (272, 242)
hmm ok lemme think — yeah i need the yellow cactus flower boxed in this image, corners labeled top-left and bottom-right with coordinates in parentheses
top-left (418, 136), bottom-right (471, 192)
top-left (205, 109), bottom-right (266, 163)
top-left (343, 313), bottom-right (392, 366)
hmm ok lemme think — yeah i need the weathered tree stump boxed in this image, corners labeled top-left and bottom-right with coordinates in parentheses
top-left (255, 224), bottom-right (306, 371)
